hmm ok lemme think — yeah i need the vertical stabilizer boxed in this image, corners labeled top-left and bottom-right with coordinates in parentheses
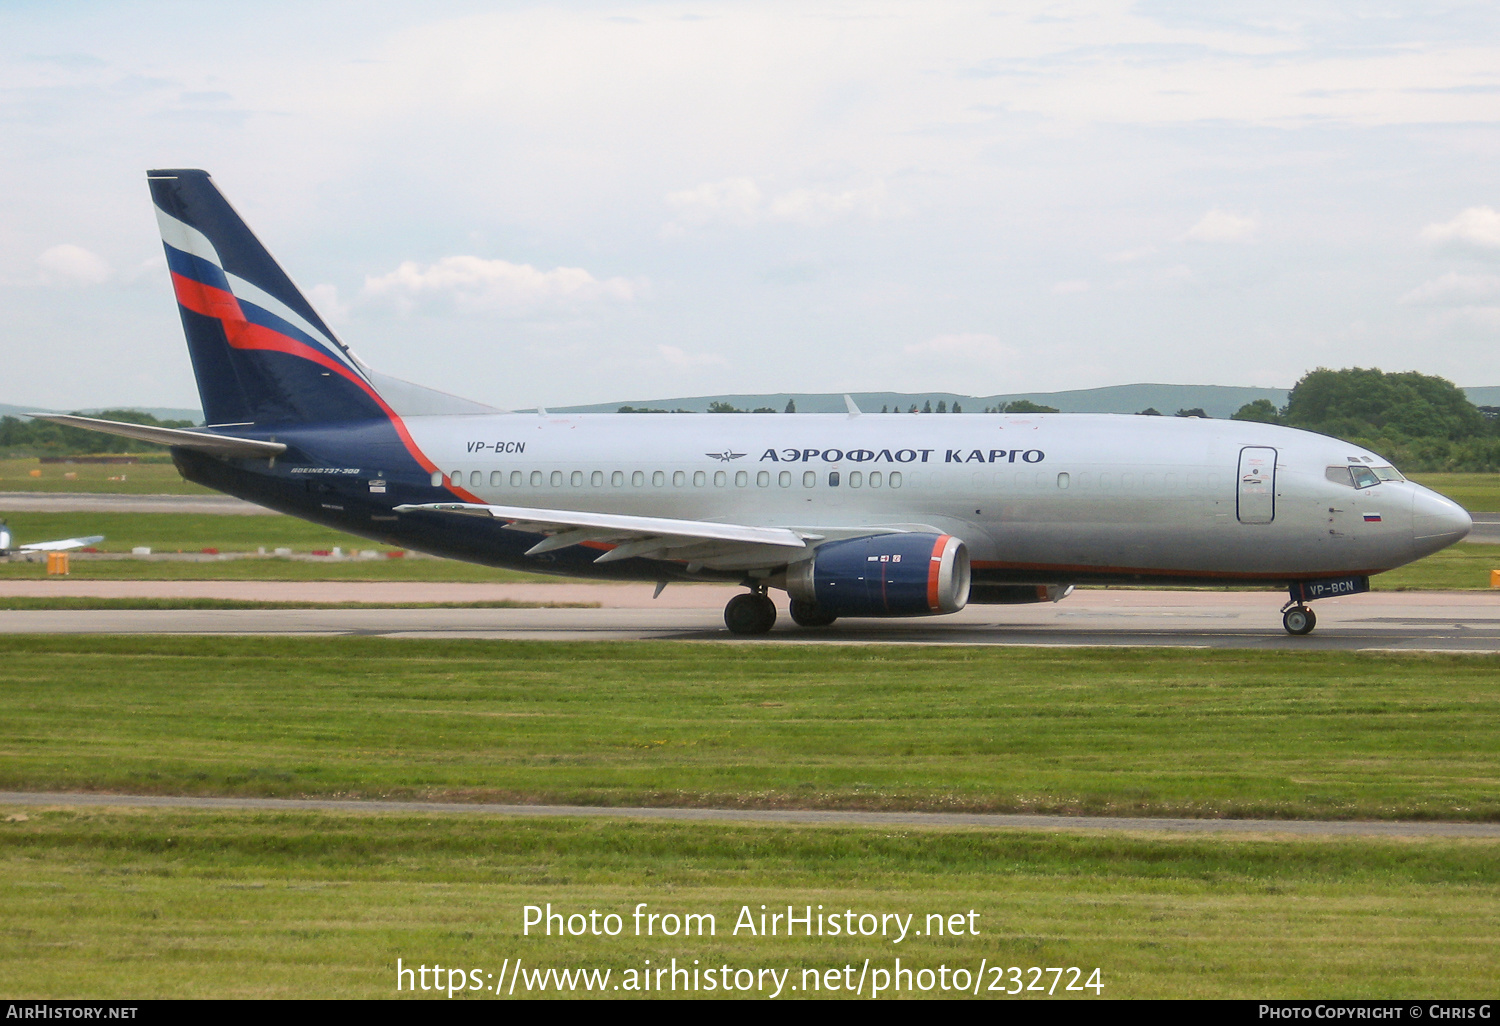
top-left (148, 169), bottom-right (386, 426)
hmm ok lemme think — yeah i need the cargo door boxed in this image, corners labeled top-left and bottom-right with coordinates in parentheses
top-left (1237, 446), bottom-right (1276, 524)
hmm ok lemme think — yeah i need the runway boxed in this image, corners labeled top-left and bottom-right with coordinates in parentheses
top-left (3, 586), bottom-right (1500, 650)
top-left (2, 790), bottom-right (1495, 838)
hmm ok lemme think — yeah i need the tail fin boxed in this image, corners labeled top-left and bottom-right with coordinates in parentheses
top-left (148, 169), bottom-right (386, 426)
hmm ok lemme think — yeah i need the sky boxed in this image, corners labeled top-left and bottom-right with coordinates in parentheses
top-left (4, 0), bottom-right (1500, 413)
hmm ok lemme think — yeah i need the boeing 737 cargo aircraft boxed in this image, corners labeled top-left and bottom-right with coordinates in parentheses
top-left (38, 170), bottom-right (1473, 635)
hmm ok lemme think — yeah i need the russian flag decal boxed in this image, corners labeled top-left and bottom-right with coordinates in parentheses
top-left (1363, 513), bottom-right (1382, 522)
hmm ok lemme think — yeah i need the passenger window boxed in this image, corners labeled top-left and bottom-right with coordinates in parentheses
top-left (530, 471), bottom-right (543, 487)
top-left (510, 470), bottom-right (522, 487)
top-left (693, 470), bottom-right (706, 487)
top-left (449, 471), bottom-right (462, 486)
top-left (734, 470), bottom-right (748, 487)
top-left (1326, 466), bottom-right (1354, 487)
top-left (570, 471), bottom-right (583, 487)
top-left (869, 471), bottom-right (882, 488)
top-left (550, 471), bottom-right (563, 487)
top-left (714, 471), bottom-right (727, 487)
top-left (430, 471), bottom-right (443, 487)
top-left (631, 471), bottom-right (645, 487)
top-left (490, 471), bottom-right (503, 487)
top-left (829, 471), bottom-right (840, 487)
top-left (1057, 472), bottom-right (1070, 490)
top-left (890, 471), bottom-right (902, 489)
top-left (802, 471), bottom-right (816, 488)
top-left (652, 471), bottom-right (665, 487)
top-left (778, 471), bottom-right (791, 487)
top-left (849, 471), bottom-right (863, 488)
top-left (591, 471), bottom-right (603, 487)
top-left (756, 470), bottom-right (769, 487)
top-left (470, 470), bottom-right (482, 488)
top-left (673, 471), bottom-right (686, 487)
top-left (611, 471), bottom-right (624, 487)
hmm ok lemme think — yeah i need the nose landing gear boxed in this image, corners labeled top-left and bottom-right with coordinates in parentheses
top-left (1281, 604), bottom-right (1316, 636)
top-left (724, 589), bottom-right (778, 635)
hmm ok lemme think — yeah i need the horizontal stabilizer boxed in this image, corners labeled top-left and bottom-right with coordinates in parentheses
top-left (30, 415), bottom-right (286, 458)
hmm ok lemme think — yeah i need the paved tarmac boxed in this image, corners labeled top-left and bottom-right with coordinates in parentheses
top-left (3, 586), bottom-right (1499, 650)
top-left (3, 790), bottom-right (1495, 838)
top-left (0, 491), bottom-right (274, 514)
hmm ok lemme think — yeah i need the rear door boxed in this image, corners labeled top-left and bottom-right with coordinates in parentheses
top-left (1237, 446), bottom-right (1277, 524)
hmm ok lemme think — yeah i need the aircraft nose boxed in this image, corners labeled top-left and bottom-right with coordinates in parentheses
top-left (1411, 486), bottom-right (1472, 549)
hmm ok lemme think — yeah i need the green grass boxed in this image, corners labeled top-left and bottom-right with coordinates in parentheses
top-left (1372, 542), bottom-right (1500, 590)
top-left (0, 510), bottom-right (387, 554)
top-left (1408, 473), bottom-right (1500, 512)
top-left (0, 597), bottom-right (597, 611)
top-left (0, 457), bottom-right (208, 494)
top-left (0, 806), bottom-right (1494, 998)
top-left (1, 637), bottom-right (1496, 821)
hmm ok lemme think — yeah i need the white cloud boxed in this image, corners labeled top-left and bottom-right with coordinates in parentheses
top-left (37, 244), bottom-right (111, 284)
top-left (1400, 272), bottom-right (1500, 305)
top-left (1051, 279), bottom-right (1090, 295)
top-left (656, 344), bottom-right (727, 369)
top-left (1421, 206), bottom-right (1500, 253)
top-left (306, 283), bottom-right (351, 324)
top-left (362, 256), bottom-right (640, 313)
top-left (903, 332), bottom-right (1014, 363)
top-left (663, 178), bottom-right (891, 235)
top-left (1183, 209), bottom-right (1259, 243)
top-left (1104, 246), bottom-right (1158, 264)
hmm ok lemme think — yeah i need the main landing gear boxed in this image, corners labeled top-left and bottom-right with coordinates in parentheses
top-left (788, 598), bottom-right (838, 628)
top-left (724, 589), bottom-right (777, 635)
top-left (1281, 604), bottom-right (1317, 636)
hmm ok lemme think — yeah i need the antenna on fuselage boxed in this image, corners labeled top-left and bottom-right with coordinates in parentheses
top-left (844, 394), bottom-right (862, 417)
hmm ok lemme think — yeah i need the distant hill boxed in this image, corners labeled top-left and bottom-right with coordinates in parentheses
top-left (560, 384), bottom-right (1500, 417)
top-left (557, 384), bottom-right (1296, 418)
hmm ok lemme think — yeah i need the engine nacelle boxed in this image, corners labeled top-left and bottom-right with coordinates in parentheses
top-left (786, 533), bottom-right (970, 617)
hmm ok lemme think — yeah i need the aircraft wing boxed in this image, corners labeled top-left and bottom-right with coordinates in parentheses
top-left (395, 501), bottom-right (823, 571)
top-left (19, 535), bottom-right (105, 552)
top-left (29, 414), bottom-right (286, 458)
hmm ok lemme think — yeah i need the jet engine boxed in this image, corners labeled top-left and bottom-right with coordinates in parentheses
top-left (786, 533), bottom-right (970, 617)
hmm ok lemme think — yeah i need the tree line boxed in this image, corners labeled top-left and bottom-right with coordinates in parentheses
top-left (0, 410), bottom-right (194, 458)
top-left (1227, 367), bottom-right (1500, 472)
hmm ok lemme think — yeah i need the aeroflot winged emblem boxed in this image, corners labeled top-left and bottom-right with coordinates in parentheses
top-left (706, 451), bottom-right (747, 462)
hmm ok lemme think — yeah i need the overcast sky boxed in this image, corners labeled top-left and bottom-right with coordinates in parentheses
top-left (5, 1), bottom-right (1500, 413)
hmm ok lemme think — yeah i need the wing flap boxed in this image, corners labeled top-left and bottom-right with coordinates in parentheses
top-left (393, 501), bottom-right (813, 567)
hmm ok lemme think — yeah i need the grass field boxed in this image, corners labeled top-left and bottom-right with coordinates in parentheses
top-left (1, 805), bottom-right (1494, 998)
top-left (2, 637), bottom-right (1496, 821)
top-left (0, 458), bottom-right (207, 495)
top-left (1409, 473), bottom-right (1500, 512)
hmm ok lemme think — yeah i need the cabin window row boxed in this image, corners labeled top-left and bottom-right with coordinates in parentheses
top-left (432, 469), bottom-right (905, 490)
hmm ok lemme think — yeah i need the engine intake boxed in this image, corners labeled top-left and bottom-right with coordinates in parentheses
top-left (786, 533), bottom-right (970, 617)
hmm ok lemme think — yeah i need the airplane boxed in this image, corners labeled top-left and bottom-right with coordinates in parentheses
top-left (0, 520), bottom-right (104, 557)
top-left (35, 169), bottom-right (1473, 636)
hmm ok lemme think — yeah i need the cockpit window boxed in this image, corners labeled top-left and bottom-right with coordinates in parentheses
top-left (1328, 464), bottom-right (1403, 489)
top-left (1325, 466), bottom-right (1354, 487)
top-left (1351, 467), bottom-right (1381, 489)
top-left (1371, 465), bottom-right (1404, 482)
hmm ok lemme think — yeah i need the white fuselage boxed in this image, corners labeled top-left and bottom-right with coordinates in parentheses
top-left (402, 412), bottom-right (1471, 583)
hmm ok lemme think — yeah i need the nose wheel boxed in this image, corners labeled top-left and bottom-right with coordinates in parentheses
top-left (1282, 605), bottom-right (1316, 636)
top-left (725, 591), bottom-right (777, 635)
